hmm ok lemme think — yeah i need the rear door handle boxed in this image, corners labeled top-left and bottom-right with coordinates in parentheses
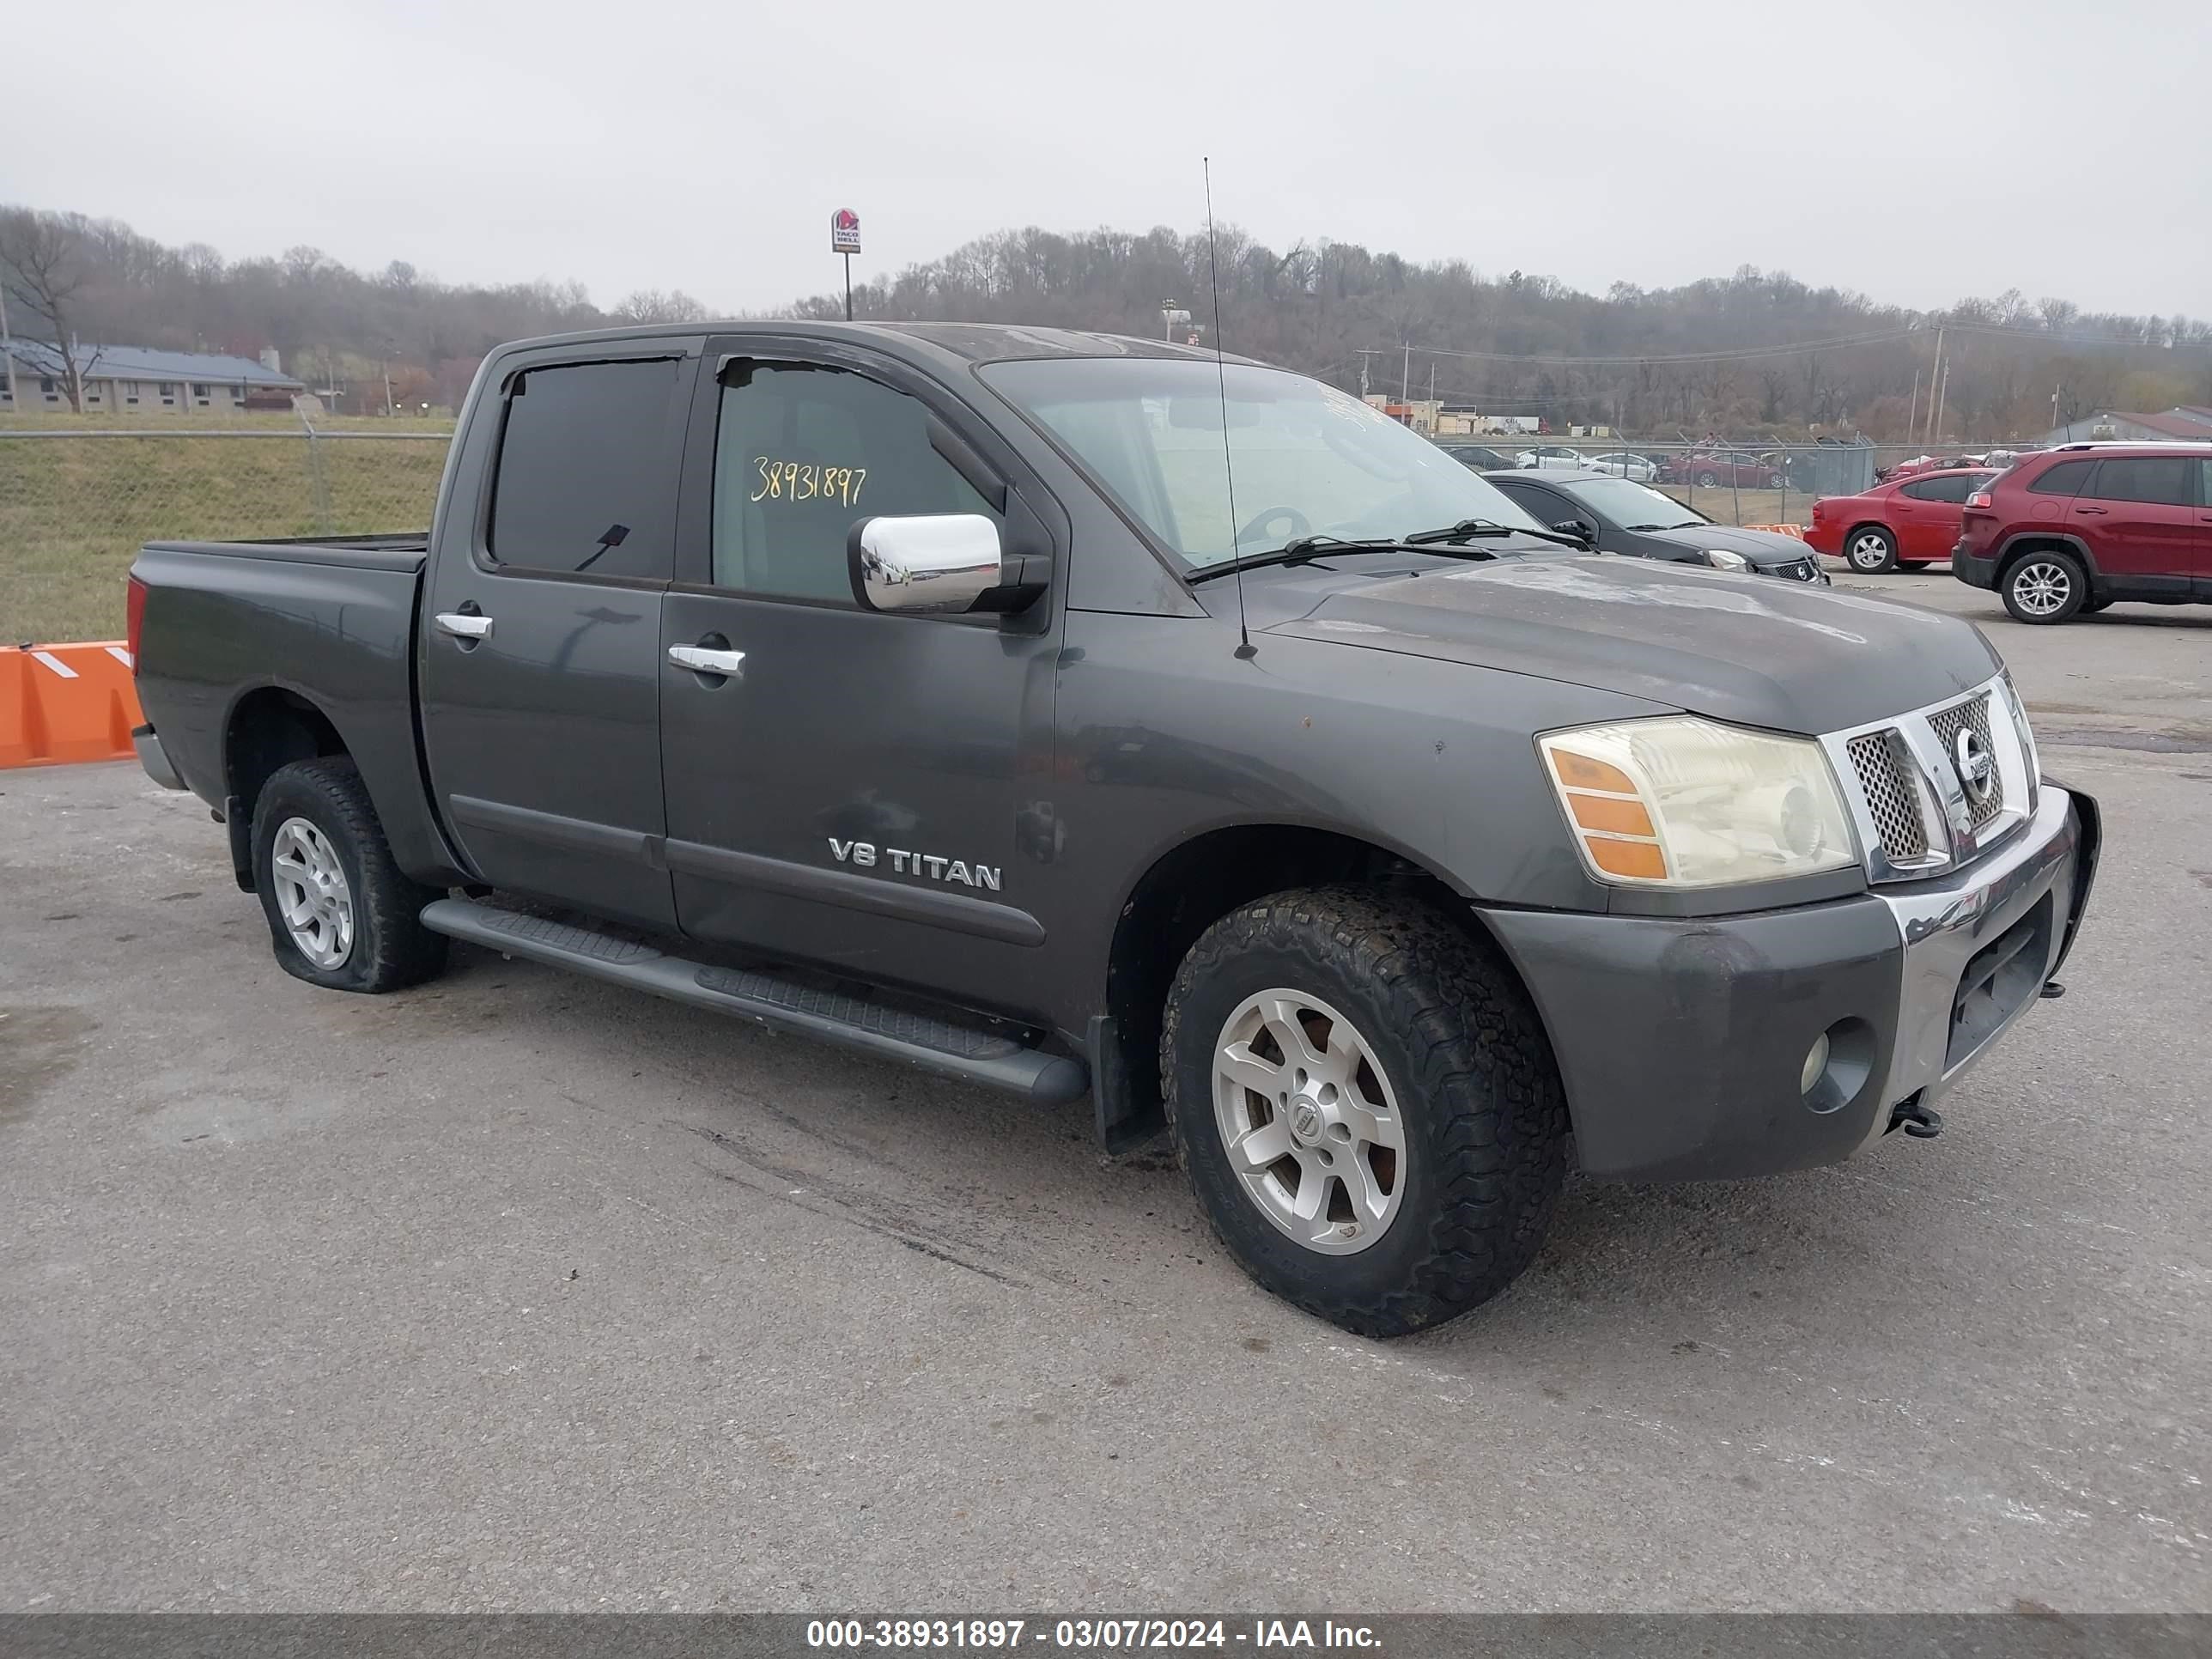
top-left (2074, 506), bottom-right (2107, 515)
top-left (434, 611), bottom-right (494, 639)
top-left (669, 644), bottom-right (746, 677)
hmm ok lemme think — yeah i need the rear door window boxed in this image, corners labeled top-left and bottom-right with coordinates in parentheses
top-left (2027, 459), bottom-right (2095, 496)
top-left (488, 358), bottom-right (683, 579)
top-left (2082, 456), bottom-right (2193, 506)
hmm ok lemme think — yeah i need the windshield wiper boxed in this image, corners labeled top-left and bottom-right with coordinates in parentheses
top-left (1184, 520), bottom-right (1591, 586)
top-left (1185, 533), bottom-right (1498, 586)
top-left (1400, 518), bottom-right (1595, 550)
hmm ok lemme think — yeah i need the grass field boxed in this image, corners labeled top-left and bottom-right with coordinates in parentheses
top-left (1, 429), bottom-right (451, 642)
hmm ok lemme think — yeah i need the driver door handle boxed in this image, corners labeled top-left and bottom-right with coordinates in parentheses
top-left (434, 611), bottom-right (494, 640)
top-left (669, 644), bottom-right (745, 676)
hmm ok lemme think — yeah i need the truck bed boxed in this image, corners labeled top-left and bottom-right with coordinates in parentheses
top-left (130, 532), bottom-right (454, 889)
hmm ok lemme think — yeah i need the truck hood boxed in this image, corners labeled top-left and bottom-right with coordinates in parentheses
top-left (1267, 553), bottom-right (2000, 734)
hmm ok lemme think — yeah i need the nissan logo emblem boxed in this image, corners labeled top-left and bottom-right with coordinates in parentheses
top-left (1953, 727), bottom-right (1996, 805)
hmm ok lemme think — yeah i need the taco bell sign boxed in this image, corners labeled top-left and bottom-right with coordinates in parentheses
top-left (830, 209), bottom-right (862, 255)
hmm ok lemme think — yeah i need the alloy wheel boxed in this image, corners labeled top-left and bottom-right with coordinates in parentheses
top-left (2011, 560), bottom-right (2072, 617)
top-left (270, 817), bottom-right (355, 969)
top-left (1211, 988), bottom-right (1406, 1255)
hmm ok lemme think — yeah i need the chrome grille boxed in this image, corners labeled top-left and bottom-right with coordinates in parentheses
top-left (1846, 731), bottom-right (1929, 861)
top-left (1927, 695), bottom-right (2004, 827)
top-left (1774, 558), bottom-right (1820, 582)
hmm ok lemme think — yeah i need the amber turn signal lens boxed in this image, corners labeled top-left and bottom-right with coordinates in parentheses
top-left (1567, 793), bottom-right (1656, 837)
top-left (1587, 839), bottom-right (1667, 879)
top-left (1550, 751), bottom-right (1638, 794)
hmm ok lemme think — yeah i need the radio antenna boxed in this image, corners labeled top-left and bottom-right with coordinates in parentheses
top-left (1203, 158), bottom-right (1255, 661)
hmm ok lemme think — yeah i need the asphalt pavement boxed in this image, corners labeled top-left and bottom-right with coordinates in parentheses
top-left (3, 574), bottom-right (2207, 1613)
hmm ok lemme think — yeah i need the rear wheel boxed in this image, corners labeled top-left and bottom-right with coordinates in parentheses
top-left (1160, 885), bottom-right (1568, 1338)
top-left (2002, 551), bottom-right (2087, 624)
top-left (1844, 526), bottom-right (1899, 574)
top-left (252, 757), bottom-right (448, 993)
top-left (1695, 469), bottom-right (1720, 488)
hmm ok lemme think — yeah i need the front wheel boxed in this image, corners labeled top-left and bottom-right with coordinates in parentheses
top-left (1844, 526), bottom-right (1899, 574)
top-left (1160, 886), bottom-right (1569, 1338)
top-left (1695, 470), bottom-right (1720, 488)
top-left (2002, 551), bottom-right (2088, 624)
top-left (252, 757), bottom-right (449, 993)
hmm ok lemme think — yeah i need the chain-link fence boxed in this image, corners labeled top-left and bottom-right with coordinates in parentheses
top-left (1437, 437), bottom-right (2031, 529)
top-left (1, 429), bottom-right (453, 644)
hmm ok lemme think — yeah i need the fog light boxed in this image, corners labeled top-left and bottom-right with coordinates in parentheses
top-left (1800, 1033), bottom-right (1831, 1096)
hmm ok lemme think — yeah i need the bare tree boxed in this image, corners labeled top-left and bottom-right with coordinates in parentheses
top-left (611, 289), bottom-right (710, 325)
top-left (0, 208), bottom-right (102, 410)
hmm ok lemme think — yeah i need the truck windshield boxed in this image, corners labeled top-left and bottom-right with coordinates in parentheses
top-left (981, 357), bottom-right (1548, 568)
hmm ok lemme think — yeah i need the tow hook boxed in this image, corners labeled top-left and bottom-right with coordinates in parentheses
top-left (1890, 1097), bottom-right (1944, 1139)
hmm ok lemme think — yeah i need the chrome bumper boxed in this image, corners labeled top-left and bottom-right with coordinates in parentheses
top-left (132, 724), bottom-right (185, 791)
top-left (1858, 782), bottom-right (2095, 1147)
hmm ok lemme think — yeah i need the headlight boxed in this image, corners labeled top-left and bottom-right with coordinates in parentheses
top-left (1704, 548), bottom-right (1752, 572)
top-left (1539, 717), bottom-right (1859, 887)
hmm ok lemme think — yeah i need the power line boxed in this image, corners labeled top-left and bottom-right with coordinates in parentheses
top-left (1362, 319), bottom-right (2210, 369)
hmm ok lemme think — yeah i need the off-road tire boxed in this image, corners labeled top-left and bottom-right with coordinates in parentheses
top-left (1845, 526), bottom-right (1899, 574)
top-left (252, 757), bottom-right (448, 994)
top-left (2001, 550), bottom-right (2088, 625)
top-left (1160, 884), bottom-right (1569, 1337)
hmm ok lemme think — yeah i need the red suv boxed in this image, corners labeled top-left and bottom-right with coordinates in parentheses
top-left (1954, 443), bottom-right (2212, 623)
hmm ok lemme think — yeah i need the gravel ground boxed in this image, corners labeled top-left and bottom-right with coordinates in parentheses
top-left (2, 571), bottom-right (2206, 1613)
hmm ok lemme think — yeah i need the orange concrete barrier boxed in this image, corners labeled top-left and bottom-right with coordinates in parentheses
top-left (1743, 523), bottom-right (1807, 539)
top-left (0, 641), bottom-right (145, 769)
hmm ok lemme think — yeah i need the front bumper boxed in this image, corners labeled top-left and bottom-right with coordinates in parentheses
top-left (1481, 782), bottom-right (2097, 1182)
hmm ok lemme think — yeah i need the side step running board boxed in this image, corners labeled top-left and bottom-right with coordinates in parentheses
top-left (418, 898), bottom-right (1088, 1105)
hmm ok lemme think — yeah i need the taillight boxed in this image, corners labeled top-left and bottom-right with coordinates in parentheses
top-left (125, 574), bottom-right (147, 669)
top-left (1966, 491), bottom-right (1993, 510)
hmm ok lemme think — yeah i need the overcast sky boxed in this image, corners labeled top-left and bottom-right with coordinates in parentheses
top-left (5, 0), bottom-right (2205, 320)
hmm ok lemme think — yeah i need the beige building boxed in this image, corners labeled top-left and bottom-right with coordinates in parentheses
top-left (1, 341), bottom-right (304, 416)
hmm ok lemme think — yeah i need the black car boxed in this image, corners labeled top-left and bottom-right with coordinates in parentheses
top-left (1485, 469), bottom-right (1827, 585)
top-left (1435, 441), bottom-right (1516, 472)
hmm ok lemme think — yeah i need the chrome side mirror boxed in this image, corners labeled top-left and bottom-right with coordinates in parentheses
top-left (848, 514), bottom-right (1003, 615)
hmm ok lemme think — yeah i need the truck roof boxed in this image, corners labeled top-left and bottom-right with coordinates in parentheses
top-left (489, 319), bottom-right (1266, 369)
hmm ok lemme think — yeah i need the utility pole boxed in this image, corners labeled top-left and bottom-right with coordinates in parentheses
top-left (0, 279), bottom-right (17, 412)
top-left (1401, 342), bottom-right (1411, 409)
top-left (1358, 350), bottom-right (1372, 397)
top-left (2051, 382), bottom-right (2062, 431)
top-left (1923, 325), bottom-right (1944, 446)
top-left (1932, 358), bottom-right (1950, 447)
top-left (1905, 368), bottom-right (1920, 444)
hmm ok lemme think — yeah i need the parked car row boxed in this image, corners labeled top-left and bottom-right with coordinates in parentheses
top-left (1435, 441), bottom-right (1795, 489)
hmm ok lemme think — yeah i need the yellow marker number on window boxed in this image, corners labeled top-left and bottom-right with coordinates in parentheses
top-left (750, 458), bottom-right (866, 507)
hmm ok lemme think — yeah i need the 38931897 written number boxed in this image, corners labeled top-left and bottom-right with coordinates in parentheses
top-left (751, 457), bottom-right (867, 507)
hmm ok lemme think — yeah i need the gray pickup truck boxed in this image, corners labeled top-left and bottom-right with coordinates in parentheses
top-left (130, 322), bottom-right (2098, 1336)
